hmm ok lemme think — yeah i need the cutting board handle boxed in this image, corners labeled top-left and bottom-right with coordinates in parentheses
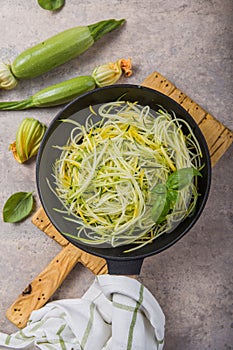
top-left (6, 244), bottom-right (81, 328)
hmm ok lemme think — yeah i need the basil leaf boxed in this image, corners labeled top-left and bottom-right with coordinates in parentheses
top-left (3, 192), bottom-right (34, 223)
top-left (151, 184), bottom-right (170, 224)
top-left (166, 167), bottom-right (202, 191)
top-left (167, 189), bottom-right (178, 206)
top-left (156, 197), bottom-right (170, 224)
top-left (151, 183), bottom-right (167, 196)
top-left (37, 0), bottom-right (65, 11)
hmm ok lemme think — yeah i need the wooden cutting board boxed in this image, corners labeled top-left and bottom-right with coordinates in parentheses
top-left (6, 71), bottom-right (232, 328)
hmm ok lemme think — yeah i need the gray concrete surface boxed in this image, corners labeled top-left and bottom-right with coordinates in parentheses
top-left (0, 1), bottom-right (232, 349)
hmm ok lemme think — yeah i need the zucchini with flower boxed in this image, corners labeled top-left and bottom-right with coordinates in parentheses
top-left (0, 19), bottom-right (125, 89)
top-left (9, 117), bottom-right (47, 163)
top-left (0, 58), bottom-right (132, 110)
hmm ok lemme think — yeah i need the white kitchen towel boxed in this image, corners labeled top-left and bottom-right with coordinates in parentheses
top-left (0, 275), bottom-right (165, 350)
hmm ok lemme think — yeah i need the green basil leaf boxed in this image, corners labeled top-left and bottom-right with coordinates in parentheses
top-left (151, 184), bottom-right (170, 224)
top-left (167, 189), bottom-right (178, 205)
top-left (155, 197), bottom-right (171, 224)
top-left (3, 192), bottom-right (34, 223)
top-left (166, 167), bottom-right (202, 191)
top-left (37, 0), bottom-right (65, 11)
top-left (151, 183), bottom-right (167, 195)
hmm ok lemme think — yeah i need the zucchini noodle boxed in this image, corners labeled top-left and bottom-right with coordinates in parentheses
top-left (49, 101), bottom-right (202, 249)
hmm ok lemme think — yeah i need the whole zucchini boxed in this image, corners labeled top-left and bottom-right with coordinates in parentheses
top-left (0, 19), bottom-right (125, 89)
top-left (0, 76), bottom-right (96, 109)
top-left (12, 27), bottom-right (94, 79)
top-left (0, 58), bottom-right (132, 110)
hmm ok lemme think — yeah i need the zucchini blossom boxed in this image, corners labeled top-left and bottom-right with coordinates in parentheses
top-left (92, 58), bottom-right (132, 87)
top-left (10, 118), bottom-right (47, 163)
top-left (0, 62), bottom-right (18, 90)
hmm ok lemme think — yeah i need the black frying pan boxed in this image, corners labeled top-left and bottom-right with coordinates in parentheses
top-left (36, 84), bottom-right (211, 275)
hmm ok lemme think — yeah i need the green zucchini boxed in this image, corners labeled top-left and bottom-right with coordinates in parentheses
top-left (12, 27), bottom-right (94, 79)
top-left (0, 19), bottom-right (125, 89)
top-left (0, 75), bottom-right (96, 109)
top-left (0, 58), bottom-right (132, 110)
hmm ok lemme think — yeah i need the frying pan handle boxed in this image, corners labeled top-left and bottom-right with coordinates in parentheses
top-left (106, 258), bottom-right (143, 275)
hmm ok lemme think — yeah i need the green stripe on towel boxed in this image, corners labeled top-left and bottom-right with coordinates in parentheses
top-left (127, 284), bottom-right (144, 350)
top-left (81, 302), bottom-right (95, 348)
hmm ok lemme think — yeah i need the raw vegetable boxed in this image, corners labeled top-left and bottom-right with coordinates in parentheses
top-left (38, 0), bottom-right (65, 11)
top-left (48, 101), bottom-right (203, 249)
top-left (0, 76), bottom-right (96, 109)
top-left (9, 118), bottom-right (47, 163)
top-left (3, 192), bottom-right (34, 223)
top-left (0, 19), bottom-right (125, 89)
top-left (0, 58), bottom-right (132, 110)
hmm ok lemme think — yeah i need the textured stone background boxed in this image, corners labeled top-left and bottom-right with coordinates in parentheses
top-left (0, 1), bottom-right (232, 349)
